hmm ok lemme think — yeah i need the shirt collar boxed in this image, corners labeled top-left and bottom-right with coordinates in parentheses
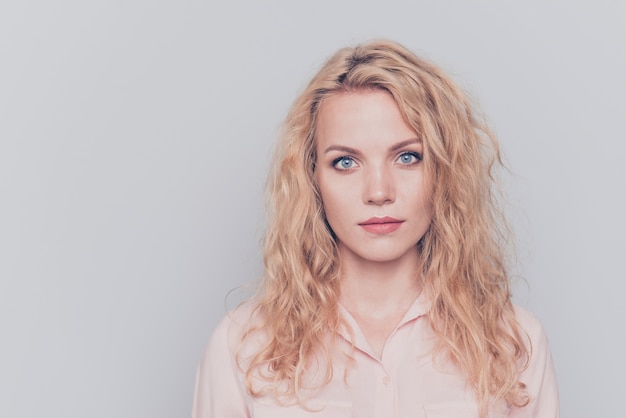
top-left (335, 292), bottom-right (431, 356)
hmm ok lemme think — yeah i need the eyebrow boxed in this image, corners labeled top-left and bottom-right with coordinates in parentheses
top-left (323, 145), bottom-right (361, 155)
top-left (389, 138), bottom-right (421, 152)
top-left (323, 138), bottom-right (421, 154)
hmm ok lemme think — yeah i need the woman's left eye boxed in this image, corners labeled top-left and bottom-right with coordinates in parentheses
top-left (397, 152), bottom-right (422, 165)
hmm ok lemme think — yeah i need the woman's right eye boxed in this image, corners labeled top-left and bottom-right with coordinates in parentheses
top-left (333, 156), bottom-right (356, 170)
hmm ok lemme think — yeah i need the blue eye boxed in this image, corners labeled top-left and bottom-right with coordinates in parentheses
top-left (333, 156), bottom-right (356, 170)
top-left (397, 152), bottom-right (422, 165)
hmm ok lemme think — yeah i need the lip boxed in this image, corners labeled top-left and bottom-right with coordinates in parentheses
top-left (358, 216), bottom-right (404, 234)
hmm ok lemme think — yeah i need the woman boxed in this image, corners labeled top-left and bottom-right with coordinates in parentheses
top-left (193, 40), bottom-right (559, 418)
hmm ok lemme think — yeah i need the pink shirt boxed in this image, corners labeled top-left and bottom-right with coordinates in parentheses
top-left (193, 294), bottom-right (559, 417)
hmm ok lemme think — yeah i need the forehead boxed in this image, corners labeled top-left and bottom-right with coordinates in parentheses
top-left (315, 90), bottom-right (418, 150)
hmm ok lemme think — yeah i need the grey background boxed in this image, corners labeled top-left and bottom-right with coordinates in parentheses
top-left (1, 1), bottom-right (624, 417)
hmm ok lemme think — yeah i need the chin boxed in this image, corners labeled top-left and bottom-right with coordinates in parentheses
top-left (356, 246), bottom-right (419, 264)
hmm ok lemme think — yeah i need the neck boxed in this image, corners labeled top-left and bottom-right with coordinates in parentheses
top-left (337, 247), bottom-right (423, 318)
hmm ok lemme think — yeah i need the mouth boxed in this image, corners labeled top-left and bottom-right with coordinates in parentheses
top-left (358, 217), bottom-right (404, 234)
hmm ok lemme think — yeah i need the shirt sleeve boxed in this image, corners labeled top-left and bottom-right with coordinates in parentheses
top-left (510, 307), bottom-right (560, 418)
top-left (192, 315), bottom-right (251, 418)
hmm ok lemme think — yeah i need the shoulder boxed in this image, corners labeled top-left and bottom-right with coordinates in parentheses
top-left (207, 300), bottom-right (265, 356)
top-left (511, 304), bottom-right (551, 353)
top-left (193, 301), bottom-right (265, 418)
top-left (510, 304), bottom-right (560, 416)
top-left (512, 305), bottom-right (545, 338)
top-left (511, 304), bottom-right (554, 367)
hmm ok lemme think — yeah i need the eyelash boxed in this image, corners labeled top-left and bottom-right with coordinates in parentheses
top-left (397, 151), bottom-right (423, 165)
top-left (332, 156), bottom-right (357, 170)
top-left (331, 152), bottom-right (423, 171)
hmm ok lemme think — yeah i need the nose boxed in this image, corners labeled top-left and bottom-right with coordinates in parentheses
top-left (363, 164), bottom-right (395, 205)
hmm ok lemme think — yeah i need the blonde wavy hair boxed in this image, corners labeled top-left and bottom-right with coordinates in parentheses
top-left (241, 39), bottom-right (530, 417)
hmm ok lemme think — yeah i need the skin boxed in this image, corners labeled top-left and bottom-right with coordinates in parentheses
top-left (315, 89), bottom-right (433, 358)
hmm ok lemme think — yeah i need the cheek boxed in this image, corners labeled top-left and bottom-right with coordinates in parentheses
top-left (320, 191), bottom-right (342, 223)
top-left (316, 178), bottom-right (333, 216)
top-left (317, 175), bottom-right (338, 207)
top-left (317, 182), bottom-right (349, 229)
top-left (419, 197), bottom-right (434, 223)
top-left (414, 175), bottom-right (434, 209)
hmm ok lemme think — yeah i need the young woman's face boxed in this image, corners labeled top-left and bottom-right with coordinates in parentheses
top-left (315, 90), bottom-right (433, 265)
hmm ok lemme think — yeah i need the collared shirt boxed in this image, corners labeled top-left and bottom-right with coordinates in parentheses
top-left (193, 294), bottom-right (559, 417)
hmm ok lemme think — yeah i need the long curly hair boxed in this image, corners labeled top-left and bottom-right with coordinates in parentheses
top-left (240, 39), bottom-right (530, 417)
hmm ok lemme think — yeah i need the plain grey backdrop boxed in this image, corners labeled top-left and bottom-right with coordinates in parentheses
top-left (1, 0), bottom-right (624, 417)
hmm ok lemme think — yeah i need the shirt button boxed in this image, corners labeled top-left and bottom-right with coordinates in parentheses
top-left (382, 376), bottom-right (391, 385)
